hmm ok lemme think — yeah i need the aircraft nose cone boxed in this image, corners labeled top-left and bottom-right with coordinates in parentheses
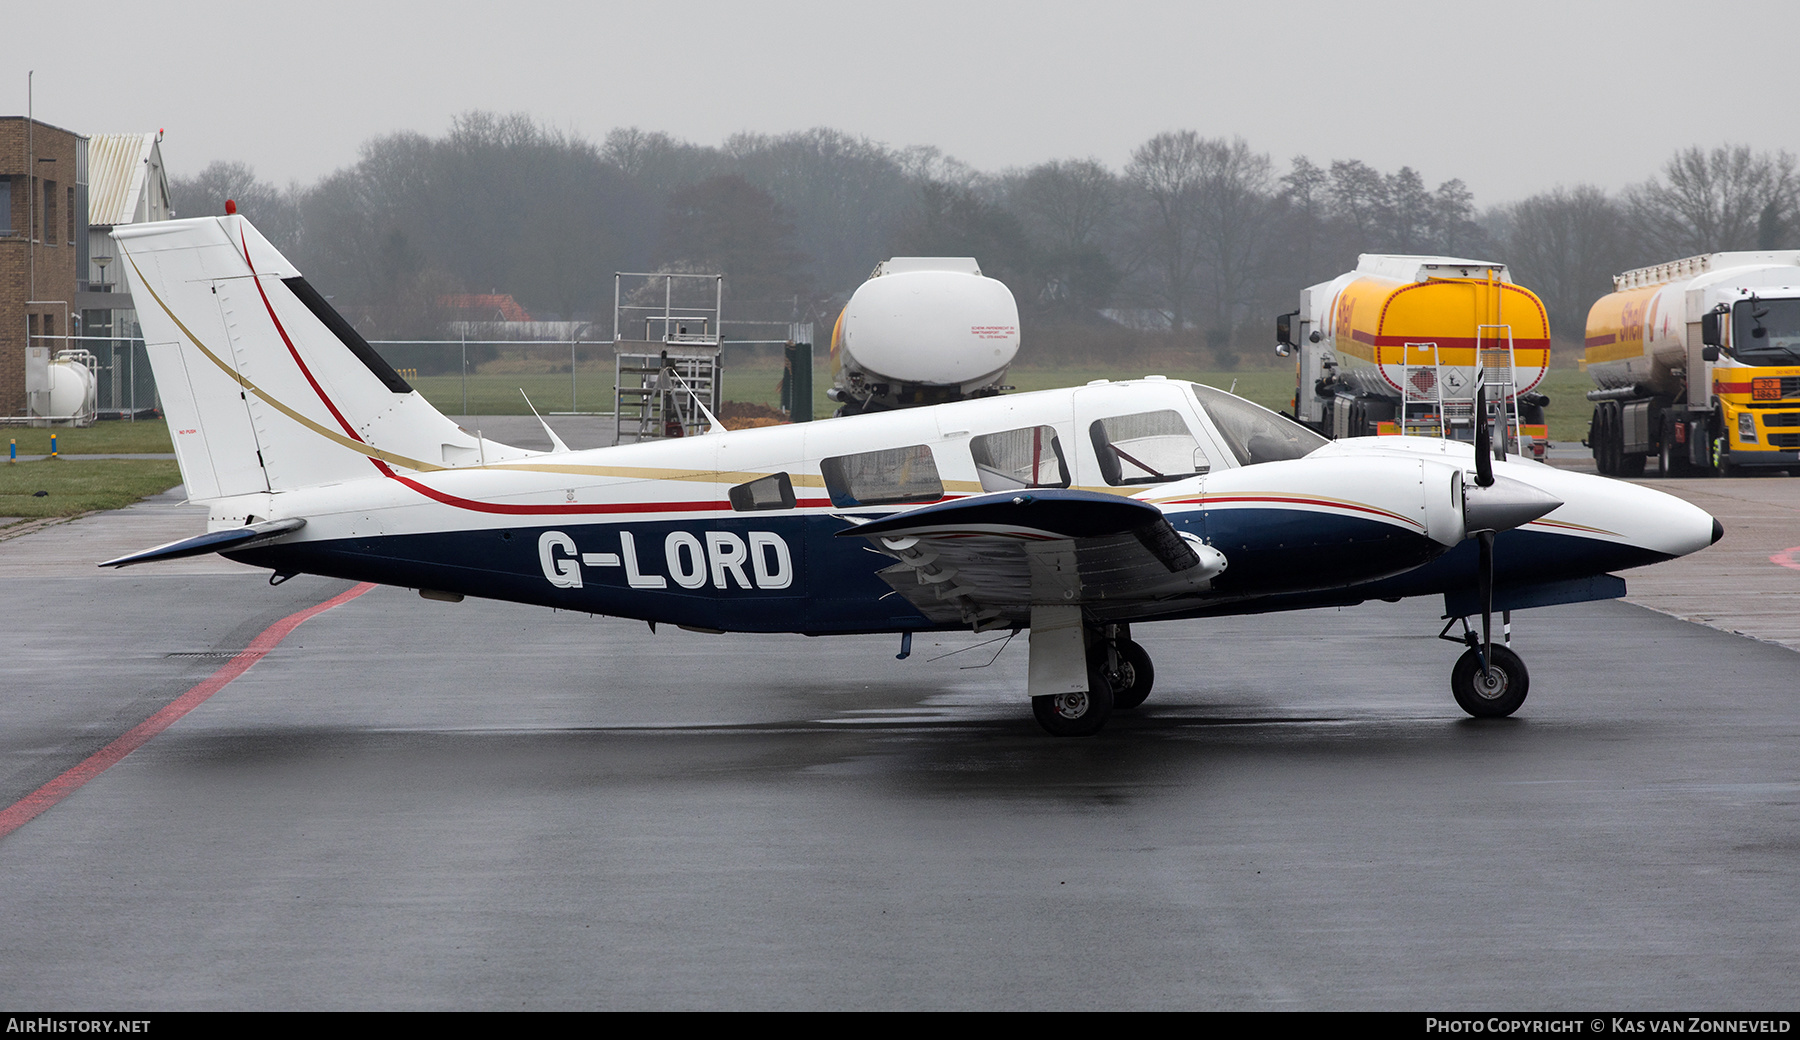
top-left (1712, 517), bottom-right (1725, 545)
top-left (1464, 475), bottom-right (1564, 534)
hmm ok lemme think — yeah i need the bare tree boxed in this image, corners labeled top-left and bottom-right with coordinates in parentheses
top-left (168, 161), bottom-right (302, 251)
top-left (720, 129), bottom-right (916, 298)
top-left (1189, 137), bottom-right (1277, 351)
top-left (1126, 131), bottom-right (1212, 332)
top-left (1496, 185), bottom-right (1631, 347)
top-left (1012, 158), bottom-right (1121, 255)
top-left (661, 174), bottom-right (806, 304)
top-left (1627, 145), bottom-right (1799, 256)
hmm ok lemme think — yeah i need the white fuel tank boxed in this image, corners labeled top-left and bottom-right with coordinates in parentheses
top-left (829, 258), bottom-right (1020, 414)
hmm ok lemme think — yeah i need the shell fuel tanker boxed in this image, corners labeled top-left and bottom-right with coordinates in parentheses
top-left (1278, 254), bottom-right (1552, 459)
top-left (1585, 251), bottom-right (1800, 476)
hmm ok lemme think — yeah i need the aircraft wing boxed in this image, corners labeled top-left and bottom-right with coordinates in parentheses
top-left (838, 490), bottom-right (1226, 630)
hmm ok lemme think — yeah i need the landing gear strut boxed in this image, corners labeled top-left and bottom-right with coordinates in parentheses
top-left (1030, 625), bottom-right (1155, 736)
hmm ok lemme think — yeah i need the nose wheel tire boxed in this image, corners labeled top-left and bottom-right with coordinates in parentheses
top-left (1032, 661), bottom-right (1116, 737)
top-left (1451, 644), bottom-right (1529, 718)
top-left (1109, 640), bottom-right (1156, 710)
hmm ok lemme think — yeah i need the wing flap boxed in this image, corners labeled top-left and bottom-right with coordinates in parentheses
top-left (842, 491), bottom-right (1226, 627)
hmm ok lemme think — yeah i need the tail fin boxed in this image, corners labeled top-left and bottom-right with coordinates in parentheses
top-left (116, 214), bottom-right (525, 501)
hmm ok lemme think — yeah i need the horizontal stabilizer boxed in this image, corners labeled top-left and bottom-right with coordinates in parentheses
top-left (840, 489), bottom-right (1197, 573)
top-left (99, 518), bottom-right (306, 569)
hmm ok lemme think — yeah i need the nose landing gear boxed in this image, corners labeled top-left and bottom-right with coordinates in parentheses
top-left (1440, 614), bottom-right (1530, 718)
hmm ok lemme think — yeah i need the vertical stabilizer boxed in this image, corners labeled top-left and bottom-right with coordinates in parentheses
top-left (116, 214), bottom-right (529, 501)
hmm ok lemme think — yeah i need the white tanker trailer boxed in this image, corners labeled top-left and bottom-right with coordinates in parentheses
top-left (826, 258), bottom-right (1020, 416)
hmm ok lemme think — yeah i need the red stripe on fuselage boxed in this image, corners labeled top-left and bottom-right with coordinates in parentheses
top-left (239, 233), bottom-right (843, 519)
top-left (1167, 494), bottom-right (1422, 529)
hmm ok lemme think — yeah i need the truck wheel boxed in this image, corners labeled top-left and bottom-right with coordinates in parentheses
top-left (1620, 452), bottom-right (1646, 477)
top-left (1659, 418), bottom-right (1690, 477)
top-left (1710, 438), bottom-right (1734, 478)
top-left (1594, 403), bottom-right (1617, 475)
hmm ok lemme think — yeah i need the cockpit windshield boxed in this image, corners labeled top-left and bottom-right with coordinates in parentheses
top-left (1191, 384), bottom-right (1329, 467)
top-left (1733, 297), bottom-right (1800, 365)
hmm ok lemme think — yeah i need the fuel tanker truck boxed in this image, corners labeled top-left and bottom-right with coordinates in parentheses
top-left (1275, 254), bottom-right (1552, 459)
top-left (826, 257), bottom-right (1020, 416)
top-left (1585, 251), bottom-right (1800, 477)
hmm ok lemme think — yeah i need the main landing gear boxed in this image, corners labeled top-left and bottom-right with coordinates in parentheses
top-left (1031, 625), bottom-right (1155, 736)
top-left (1439, 614), bottom-right (1531, 718)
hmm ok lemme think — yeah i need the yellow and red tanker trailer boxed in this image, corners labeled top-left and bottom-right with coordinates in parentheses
top-left (1277, 254), bottom-right (1552, 459)
top-left (1585, 251), bottom-right (1800, 476)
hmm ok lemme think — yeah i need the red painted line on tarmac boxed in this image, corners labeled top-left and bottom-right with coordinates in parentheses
top-left (1771, 547), bottom-right (1800, 572)
top-left (0, 582), bottom-right (377, 840)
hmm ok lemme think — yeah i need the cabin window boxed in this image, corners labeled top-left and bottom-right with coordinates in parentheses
top-left (820, 445), bottom-right (943, 507)
top-left (1089, 410), bottom-right (1208, 485)
top-left (1192, 384), bottom-right (1327, 466)
top-left (970, 426), bottom-right (1070, 491)
top-left (729, 472), bottom-right (796, 511)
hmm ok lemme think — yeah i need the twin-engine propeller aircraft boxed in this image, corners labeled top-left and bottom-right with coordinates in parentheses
top-left (105, 213), bottom-right (1723, 735)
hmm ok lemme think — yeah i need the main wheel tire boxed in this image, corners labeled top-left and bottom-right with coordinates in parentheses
top-left (1032, 667), bottom-right (1115, 737)
top-left (1451, 644), bottom-right (1530, 718)
top-left (1109, 640), bottom-right (1156, 710)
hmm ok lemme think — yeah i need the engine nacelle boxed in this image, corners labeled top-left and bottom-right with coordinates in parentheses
top-left (829, 257), bottom-right (1019, 415)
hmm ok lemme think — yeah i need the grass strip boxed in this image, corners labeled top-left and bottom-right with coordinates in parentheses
top-left (0, 459), bottom-right (182, 519)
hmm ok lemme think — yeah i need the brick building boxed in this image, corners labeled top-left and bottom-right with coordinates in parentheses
top-left (0, 117), bottom-right (85, 418)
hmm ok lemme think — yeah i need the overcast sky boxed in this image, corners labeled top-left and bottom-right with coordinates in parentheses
top-left (13, 0), bottom-right (1798, 205)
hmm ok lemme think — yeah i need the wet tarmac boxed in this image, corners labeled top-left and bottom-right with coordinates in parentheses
top-left (1, 487), bottom-right (1798, 1009)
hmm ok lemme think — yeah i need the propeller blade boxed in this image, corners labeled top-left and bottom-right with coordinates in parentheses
top-left (1474, 385), bottom-right (1494, 487)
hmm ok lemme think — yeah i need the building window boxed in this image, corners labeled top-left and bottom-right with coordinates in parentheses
top-left (66, 185), bottom-right (74, 244)
top-left (0, 178), bottom-right (11, 235)
top-left (43, 180), bottom-right (56, 246)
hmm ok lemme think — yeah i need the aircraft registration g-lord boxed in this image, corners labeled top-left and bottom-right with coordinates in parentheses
top-left (106, 212), bottom-right (1724, 736)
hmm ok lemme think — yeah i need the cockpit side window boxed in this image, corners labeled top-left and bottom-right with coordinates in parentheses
top-left (729, 472), bottom-right (796, 511)
top-left (1088, 410), bottom-right (1209, 485)
top-left (970, 426), bottom-right (1071, 491)
top-left (1192, 384), bottom-right (1328, 466)
top-left (820, 445), bottom-right (943, 507)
